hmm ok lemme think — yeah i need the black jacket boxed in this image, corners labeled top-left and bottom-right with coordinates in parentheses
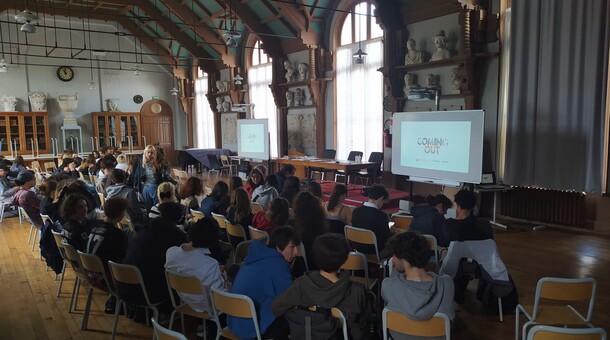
top-left (351, 205), bottom-right (391, 255)
top-left (409, 206), bottom-right (450, 247)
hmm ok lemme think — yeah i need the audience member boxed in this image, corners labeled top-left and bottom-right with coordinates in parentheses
top-left (275, 165), bottom-right (296, 193)
top-left (96, 155), bottom-right (116, 195)
top-left (179, 177), bottom-right (205, 210)
top-left (0, 162), bottom-right (17, 203)
top-left (245, 167), bottom-right (266, 198)
top-left (252, 173), bottom-right (280, 210)
top-left (9, 155), bottom-right (26, 179)
top-left (225, 187), bottom-right (253, 241)
top-left (228, 227), bottom-right (300, 339)
top-left (59, 193), bottom-right (92, 251)
top-left (39, 179), bottom-right (57, 215)
top-left (79, 153), bottom-right (96, 178)
top-left (105, 169), bottom-right (147, 227)
top-left (12, 171), bottom-right (43, 227)
top-left (381, 232), bottom-right (455, 340)
top-left (46, 178), bottom-right (98, 223)
top-left (272, 234), bottom-right (372, 340)
top-left (149, 183), bottom-right (189, 227)
top-left (447, 189), bottom-right (494, 242)
top-left (351, 184), bottom-right (392, 255)
top-left (326, 184), bottom-right (353, 231)
top-left (251, 197), bottom-right (290, 234)
top-left (228, 176), bottom-right (244, 194)
top-left (115, 154), bottom-right (129, 172)
top-left (280, 176), bottom-right (301, 206)
top-left (292, 191), bottom-right (328, 270)
top-left (410, 194), bottom-right (451, 247)
top-left (128, 145), bottom-right (174, 210)
top-left (306, 181), bottom-right (323, 201)
top-left (200, 181), bottom-right (229, 216)
top-left (59, 157), bottom-right (80, 179)
top-left (165, 217), bottom-right (227, 313)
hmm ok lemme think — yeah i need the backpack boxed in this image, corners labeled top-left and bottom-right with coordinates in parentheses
top-left (285, 306), bottom-right (339, 340)
top-left (40, 220), bottom-right (64, 274)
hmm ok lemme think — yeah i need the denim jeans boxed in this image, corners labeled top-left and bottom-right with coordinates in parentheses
top-left (142, 184), bottom-right (158, 211)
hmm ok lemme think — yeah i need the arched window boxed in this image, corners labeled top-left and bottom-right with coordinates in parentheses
top-left (194, 68), bottom-right (215, 148)
top-left (248, 39), bottom-right (278, 157)
top-left (335, 1), bottom-right (383, 160)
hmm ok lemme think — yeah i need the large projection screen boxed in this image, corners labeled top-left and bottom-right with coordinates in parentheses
top-left (237, 119), bottom-right (270, 161)
top-left (391, 110), bottom-right (485, 184)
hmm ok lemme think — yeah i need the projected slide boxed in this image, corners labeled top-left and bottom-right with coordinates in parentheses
top-left (400, 121), bottom-right (471, 173)
top-left (240, 123), bottom-right (265, 153)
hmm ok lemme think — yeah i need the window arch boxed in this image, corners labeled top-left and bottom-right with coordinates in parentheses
top-left (334, 1), bottom-right (384, 161)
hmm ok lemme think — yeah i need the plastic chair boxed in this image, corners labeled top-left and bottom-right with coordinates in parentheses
top-left (51, 229), bottom-right (70, 297)
top-left (98, 192), bottom-right (105, 207)
top-left (211, 212), bottom-right (231, 246)
top-left (297, 242), bottom-right (309, 272)
top-left (391, 215), bottom-right (413, 231)
top-left (207, 154), bottom-right (230, 179)
top-left (423, 234), bottom-right (439, 269)
top-left (382, 308), bottom-right (451, 339)
top-left (108, 261), bottom-right (162, 340)
top-left (354, 152), bottom-right (384, 186)
top-left (77, 251), bottom-right (120, 331)
top-left (250, 201), bottom-right (264, 213)
top-left (0, 201), bottom-right (12, 223)
top-left (209, 287), bottom-right (262, 340)
top-left (344, 225), bottom-right (387, 278)
top-left (234, 239), bottom-right (255, 265)
top-left (226, 222), bottom-right (248, 259)
top-left (190, 210), bottom-right (204, 222)
top-left (334, 151), bottom-right (363, 183)
top-left (220, 155), bottom-right (237, 176)
top-left (152, 317), bottom-right (189, 340)
top-left (20, 207), bottom-right (40, 254)
top-left (173, 169), bottom-right (189, 185)
top-left (526, 325), bottom-right (607, 340)
top-left (340, 251), bottom-right (377, 291)
top-left (248, 226), bottom-right (269, 244)
top-left (43, 161), bottom-right (57, 173)
top-left (165, 270), bottom-right (215, 339)
top-left (516, 277), bottom-right (597, 340)
top-left (332, 307), bottom-right (349, 340)
top-left (61, 241), bottom-right (90, 313)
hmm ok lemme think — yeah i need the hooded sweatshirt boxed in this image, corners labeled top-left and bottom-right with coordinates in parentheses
top-left (381, 271), bottom-right (455, 340)
top-left (227, 240), bottom-right (293, 339)
top-left (251, 184), bottom-right (279, 211)
top-left (105, 183), bottom-right (146, 225)
top-left (409, 206), bottom-right (449, 247)
top-left (272, 271), bottom-right (371, 340)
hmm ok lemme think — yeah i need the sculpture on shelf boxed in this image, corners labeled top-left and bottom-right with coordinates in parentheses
top-left (431, 30), bottom-right (451, 61)
top-left (28, 91), bottom-right (47, 111)
top-left (402, 73), bottom-right (418, 97)
top-left (0, 95), bottom-right (18, 112)
top-left (284, 60), bottom-right (295, 83)
top-left (223, 80), bottom-right (230, 92)
top-left (222, 100), bottom-right (232, 112)
top-left (426, 74), bottom-right (438, 88)
top-left (286, 91), bottom-right (294, 107)
top-left (105, 98), bottom-right (120, 112)
top-left (404, 39), bottom-right (425, 65)
top-left (57, 93), bottom-right (79, 126)
top-left (295, 88), bottom-right (305, 106)
top-left (216, 97), bottom-right (224, 112)
top-left (297, 62), bottom-right (309, 81)
top-left (215, 80), bottom-right (224, 92)
top-left (451, 68), bottom-right (461, 93)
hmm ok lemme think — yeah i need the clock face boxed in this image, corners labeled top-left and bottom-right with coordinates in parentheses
top-left (133, 95), bottom-right (143, 104)
top-left (57, 66), bottom-right (74, 82)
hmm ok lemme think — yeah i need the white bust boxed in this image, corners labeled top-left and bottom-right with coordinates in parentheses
top-left (216, 80), bottom-right (224, 92)
top-left (222, 100), bottom-right (231, 112)
top-left (28, 92), bottom-right (47, 111)
top-left (402, 73), bottom-right (418, 97)
top-left (297, 62), bottom-right (309, 81)
top-left (451, 68), bottom-right (461, 93)
top-left (106, 98), bottom-right (120, 112)
top-left (286, 91), bottom-right (294, 107)
top-left (294, 88), bottom-right (305, 106)
top-left (0, 95), bottom-right (17, 112)
top-left (404, 39), bottom-right (424, 65)
top-left (284, 60), bottom-right (295, 83)
top-left (216, 97), bottom-right (224, 111)
top-left (431, 30), bottom-right (451, 61)
top-left (426, 74), bottom-right (438, 88)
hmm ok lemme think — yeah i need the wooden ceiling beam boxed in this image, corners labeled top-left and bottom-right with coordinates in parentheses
top-left (274, 1), bottom-right (321, 47)
top-left (159, 0), bottom-right (237, 66)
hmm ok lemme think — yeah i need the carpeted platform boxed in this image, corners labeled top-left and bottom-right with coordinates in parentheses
top-left (318, 181), bottom-right (409, 214)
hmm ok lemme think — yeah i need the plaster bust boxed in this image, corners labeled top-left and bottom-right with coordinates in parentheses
top-left (451, 68), bottom-right (461, 93)
top-left (222, 100), bottom-right (231, 112)
top-left (286, 91), bottom-right (294, 107)
top-left (431, 30), bottom-right (451, 61)
top-left (426, 74), bottom-right (438, 88)
top-left (284, 60), bottom-right (295, 83)
top-left (216, 97), bottom-right (223, 111)
top-left (106, 98), bottom-right (120, 112)
top-left (402, 73), bottom-right (418, 97)
top-left (297, 62), bottom-right (309, 81)
top-left (294, 88), bottom-right (305, 106)
top-left (216, 80), bottom-right (224, 92)
top-left (404, 39), bottom-right (424, 65)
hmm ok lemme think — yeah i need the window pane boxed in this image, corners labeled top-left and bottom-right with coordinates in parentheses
top-left (355, 3), bottom-right (367, 42)
top-left (370, 5), bottom-right (383, 39)
top-left (340, 13), bottom-right (352, 46)
top-left (195, 73), bottom-right (216, 148)
top-left (248, 64), bottom-right (278, 157)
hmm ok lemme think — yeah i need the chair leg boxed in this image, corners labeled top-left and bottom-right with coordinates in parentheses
top-left (81, 288), bottom-right (94, 330)
top-left (18, 208), bottom-right (23, 224)
top-left (69, 277), bottom-right (80, 313)
top-left (57, 263), bottom-right (66, 297)
top-left (28, 224), bottom-right (34, 244)
top-left (498, 297), bottom-right (503, 322)
top-left (0, 204), bottom-right (4, 223)
top-left (111, 300), bottom-right (123, 340)
top-left (168, 310), bottom-right (177, 330)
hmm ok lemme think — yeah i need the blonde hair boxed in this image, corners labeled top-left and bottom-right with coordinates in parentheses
top-left (157, 182), bottom-right (177, 203)
top-left (116, 154), bottom-right (127, 164)
top-left (142, 145), bottom-right (157, 164)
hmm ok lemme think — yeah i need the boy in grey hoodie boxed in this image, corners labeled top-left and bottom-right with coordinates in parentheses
top-left (105, 169), bottom-right (147, 227)
top-left (381, 232), bottom-right (455, 340)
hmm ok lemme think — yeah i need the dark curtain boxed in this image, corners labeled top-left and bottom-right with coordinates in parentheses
top-left (504, 0), bottom-right (610, 193)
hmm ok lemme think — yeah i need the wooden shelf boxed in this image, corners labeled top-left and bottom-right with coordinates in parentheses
top-left (283, 105), bottom-right (317, 109)
top-left (394, 55), bottom-right (470, 71)
top-left (278, 78), bottom-right (332, 88)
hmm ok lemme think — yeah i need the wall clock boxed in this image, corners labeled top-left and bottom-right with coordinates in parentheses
top-left (56, 66), bottom-right (74, 82)
top-left (133, 95), bottom-right (143, 104)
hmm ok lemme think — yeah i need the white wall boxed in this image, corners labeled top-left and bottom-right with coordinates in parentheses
top-left (0, 13), bottom-right (185, 154)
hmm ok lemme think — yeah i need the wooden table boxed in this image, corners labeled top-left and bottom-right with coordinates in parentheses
top-left (272, 157), bottom-right (378, 184)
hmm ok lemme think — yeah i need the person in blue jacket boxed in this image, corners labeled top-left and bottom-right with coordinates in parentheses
top-left (227, 226), bottom-right (300, 339)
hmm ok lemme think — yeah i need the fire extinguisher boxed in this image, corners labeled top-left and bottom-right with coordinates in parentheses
top-left (383, 118), bottom-right (392, 148)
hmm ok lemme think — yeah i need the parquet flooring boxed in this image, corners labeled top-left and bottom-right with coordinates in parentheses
top-left (1, 208), bottom-right (608, 339)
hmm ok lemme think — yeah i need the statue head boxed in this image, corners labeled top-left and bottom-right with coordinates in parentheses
top-left (407, 39), bottom-right (416, 51)
top-left (284, 60), bottom-right (293, 70)
top-left (432, 30), bottom-right (448, 48)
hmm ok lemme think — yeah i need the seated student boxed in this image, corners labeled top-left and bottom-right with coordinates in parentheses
top-left (12, 171), bottom-right (43, 228)
top-left (228, 227), bottom-right (300, 340)
top-left (410, 194), bottom-right (452, 247)
top-left (58, 157), bottom-right (80, 179)
top-left (292, 191), bottom-right (328, 270)
top-left (9, 155), bottom-right (26, 180)
top-left (251, 197), bottom-right (290, 234)
top-left (446, 189), bottom-right (494, 242)
top-left (149, 182), bottom-right (190, 227)
top-left (118, 202), bottom-right (188, 311)
top-left (0, 161), bottom-right (17, 203)
top-left (252, 174), bottom-right (280, 210)
top-left (225, 187), bottom-right (253, 241)
top-left (199, 181), bottom-right (229, 216)
top-left (60, 193), bottom-right (93, 252)
top-left (280, 176), bottom-right (301, 207)
top-left (381, 232), bottom-right (455, 340)
top-left (326, 184), bottom-right (353, 231)
top-left (351, 185), bottom-right (392, 255)
top-left (165, 217), bottom-right (227, 313)
top-left (306, 181), bottom-right (323, 201)
top-left (105, 169), bottom-right (147, 227)
top-left (96, 156), bottom-right (117, 196)
top-left (272, 234), bottom-right (372, 340)
top-left (275, 164), bottom-right (295, 194)
top-left (179, 177), bottom-right (205, 210)
top-left (244, 166), bottom-right (266, 199)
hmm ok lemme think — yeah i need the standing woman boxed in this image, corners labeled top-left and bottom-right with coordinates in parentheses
top-left (128, 145), bottom-right (174, 210)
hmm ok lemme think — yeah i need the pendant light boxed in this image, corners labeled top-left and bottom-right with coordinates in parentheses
top-left (352, 7), bottom-right (367, 64)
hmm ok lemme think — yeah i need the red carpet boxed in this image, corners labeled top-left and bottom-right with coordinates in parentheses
top-left (318, 181), bottom-right (409, 214)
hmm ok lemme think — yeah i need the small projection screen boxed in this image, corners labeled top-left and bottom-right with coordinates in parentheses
top-left (237, 119), bottom-right (270, 161)
top-left (391, 110), bottom-right (485, 184)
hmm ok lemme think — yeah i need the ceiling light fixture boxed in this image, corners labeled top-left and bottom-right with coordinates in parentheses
top-left (170, 76), bottom-right (179, 96)
top-left (15, 9), bottom-right (40, 34)
top-left (0, 59), bottom-right (7, 73)
top-left (353, 9), bottom-right (367, 65)
top-left (133, 64), bottom-right (142, 76)
top-left (223, 0), bottom-right (241, 47)
top-left (234, 74), bottom-right (243, 85)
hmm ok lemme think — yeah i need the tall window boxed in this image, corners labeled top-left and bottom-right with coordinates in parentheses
top-left (336, 2), bottom-right (383, 160)
top-left (194, 68), bottom-right (215, 148)
top-left (248, 40), bottom-right (278, 157)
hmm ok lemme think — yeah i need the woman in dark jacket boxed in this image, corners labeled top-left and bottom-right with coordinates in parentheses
top-left (199, 181), bottom-right (229, 216)
top-left (127, 145), bottom-right (175, 210)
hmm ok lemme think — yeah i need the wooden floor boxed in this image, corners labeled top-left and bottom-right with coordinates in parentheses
top-left (1, 209), bottom-right (609, 339)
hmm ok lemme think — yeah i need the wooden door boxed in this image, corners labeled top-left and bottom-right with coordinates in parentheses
top-left (140, 100), bottom-right (175, 164)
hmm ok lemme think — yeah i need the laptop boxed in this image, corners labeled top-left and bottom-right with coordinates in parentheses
top-left (476, 171), bottom-right (505, 190)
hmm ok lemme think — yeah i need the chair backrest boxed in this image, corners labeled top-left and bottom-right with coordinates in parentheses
top-left (18, 206), bottom-right (32, 222)
top-left (423, 234), bottom-right (439, 265)
top-left (368, 151), bottom-right (384, 163)
top-left (116, 215), bottom-right (134, 230)
top-left (297, 242), bottom-right (309, 271)
top-left (234, 240), bottom-right (254, 265)
top-left (44, 161), bottom-right (57, 172)
top-left (226, 222), bottom-right (248, 240)
top-left (526, 325), bottom-right (607, 340)
top-left (331, 307), bottom-right (349, 340)
top-left (347, 151), bottom-right (363, 161)
top-left (190, 210), bottom-right (204, 222)
top-left (90, 174), bottom-right (98, 185)
top-left (391, 215), bottom-right (413, 231)
top-left (30, 161), bottom-right (42, 172)
top-left (440, 239), bottom-right (508, 282)
top-left (207, 154), bottom-right (221, 170)
top-left (344, 225), bottom-right (380, 262)
top-left (51, 230), bottom-right (64, 249)
top-left (211, 212), bottom-right (227, 229)
top-left (209, 287), bottom-right (262, 339)
top-left (108, 261), bottom-right (156, 307)
top-left (61, 241), bottom-right (84, 269)
top-left (152, 317), bottom-right (189, 340)
top-left (173, 169), bottom-right (189, 182)
top-left (340, 251), bottom-right (370, 286)
top-left (250, 201), bottom-right (264, 213)
top-left (78, 250), bottom-right (115, 293)
top-left (220, 155), bottom-right (231, 166)
top-left (322, 149), bottom-right (337, 159)
top-left (382, 308), bottom-right (451, 339)
top-left (98, 192), bottom-right (105, 206)
top-left (532, 277), bottom-right (597, 322)
top-left (40, 214), bottom-right (52, 225)
top-left (248, 226), bottom-right (269, 243)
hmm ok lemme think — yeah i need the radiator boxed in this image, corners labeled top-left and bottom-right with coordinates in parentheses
top-left (498, 187), bottom-right (586, 228)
